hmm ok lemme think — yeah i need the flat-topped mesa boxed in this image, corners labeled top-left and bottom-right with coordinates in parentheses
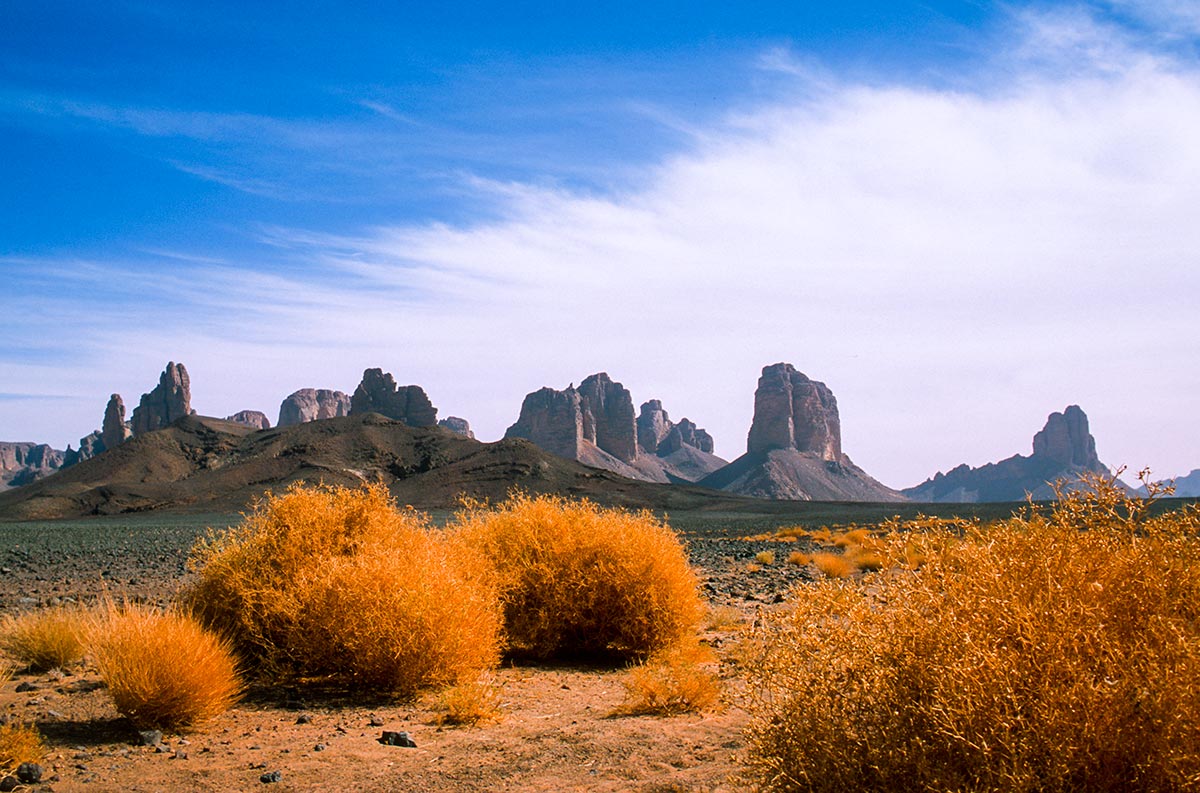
top-left (1032, 405), bottom-right (1099, 469)
top-left (101, 394), bottom-right (131, 451)
top-left (349, 368), bottom-right (437, 427)
top-left (277, 389), bottom-right (351, 427)
top-left (226, 410), bottom-right (271, 430)
top-left (746, 363), bottom-right (841, 461)
top-left (130, 362), bottom-right (192, 436)
top-left (438, 416), bottom-right (474, 439)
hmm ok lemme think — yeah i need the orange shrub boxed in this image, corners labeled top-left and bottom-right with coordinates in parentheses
top-left (0, 723), bottom-right (42, 772)
top-left (617, 641), bottom-right (722, 716)
top-left (1, 606), bottom-right (87, 671)
top-left (451, 492), bottom-right (703, 661)
top-left (182, 483), bottom-right (501, 694)
top-left (811, 552), bottom-right (856, 578)
top-left (786, 551), bottom-right (810, 567)
top-left (88, 603), bottom-right (241, 731)
top-left (747, 474), bottom-right (1200, 792)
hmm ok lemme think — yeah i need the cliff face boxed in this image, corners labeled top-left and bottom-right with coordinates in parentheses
top-left (903, 405), bottom-right (1112, 503)
top-left (349, 368), bottom-right (437, 428)
top-left (0, 442), bottom-right (65, 490)
top-left (277, 389), bottom-right (351, 427)
top-left (131, 362), bottom-right (192, 437)
top-left (506, 375), bottom-right (725, 483)
top-left (699, 363), bottom-right (902, 502)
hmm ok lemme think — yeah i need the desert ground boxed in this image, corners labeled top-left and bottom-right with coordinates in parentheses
top-left (0, 511), bottom-right (821, 792)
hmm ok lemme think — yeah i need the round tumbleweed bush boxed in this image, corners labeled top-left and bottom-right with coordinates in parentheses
top-left (451, 492), bottom-right (703, 661)
top-left (181, 482), bottom-right (501, 693)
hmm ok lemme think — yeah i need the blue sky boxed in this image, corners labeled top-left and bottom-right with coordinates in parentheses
top-left (2, 1), bottom-right (1198, 488)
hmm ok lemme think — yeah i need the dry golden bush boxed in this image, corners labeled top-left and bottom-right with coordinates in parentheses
top-left (433, 676), bottom-right (504, 726)
top-left (810, 552), bottom-right (856, 578)
top-left (451, 492), bottom-right (703, 661)
top-left (785, 551), bottom-right (810, 566)
top-left (88, 602), bottom-right (241, 731)
top-left (182, 483), bottom-right (501, 694)
top-left (616, 641), bottom-right (722, 716)
top-left (746, 473), bottom-right (1200, 793)
top-left (755, 550), bottom-right (776, 565)
top-left (0, 723), bottom-right (43, 771)
top-left (295, 540), bottom-right (501, 695)
top-left (1, 606), bottom-right (87, 671)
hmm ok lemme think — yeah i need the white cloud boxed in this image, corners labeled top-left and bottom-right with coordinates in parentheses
top-left (3, 8), bottom-right (1199, 486)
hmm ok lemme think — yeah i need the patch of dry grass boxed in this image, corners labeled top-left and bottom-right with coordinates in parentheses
top-left (616, 641), bottom-right (722, 716)
top-left (810, 552), bottom-right (856, 578)
top-left (754, 550), bottom-right (776, 565)
top-left (746, 473), bottom-right (1200, 792)
top-left (0, 723), bottom-right (43, 771)
top-left (433, 676), bottom-right (504, 726)
top-left (88, 602), bottom-right (241, 732)
top-left (1, 606), bottom-right (87, 671)
top-left (451, 492), bottom-right (703, 661)
top-left (785, 551), bottom-right (810, 567)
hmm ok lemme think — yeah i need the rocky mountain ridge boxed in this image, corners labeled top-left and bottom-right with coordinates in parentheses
top-left (902, 405), bottom-right (1113, 502)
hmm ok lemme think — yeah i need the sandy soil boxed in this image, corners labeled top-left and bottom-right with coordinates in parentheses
top-left (0, 531), bottom-right (807, 792)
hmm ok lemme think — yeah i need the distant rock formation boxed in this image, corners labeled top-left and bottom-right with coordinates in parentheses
top-left (131, 362), bottom-right (192, 436)
top-left (101, 394), bottom-right (131, 451)
top-left (63, 430), bottom-right (105, 469)
top-left (699, 363), bottom-right (902, 501)
top-left (438, 417), bottom-right (474, 439)
top-left (1162, 469), bottom-right (1200, 498)
top-left (746, 363), bottom-right (841, 460)
top-left (507, 375), bottom-right (726, 483)
top-left (0, 442), bottom-right (64, 490)
top-left (349, 368), bottom-right (437, 427)
top-left (638, 400), bottom-right (718, 454)
top-left (277, 389), bottom-right (351, 427)
top-left (226, 410), bottom-right (271, 430)
top-left (902, 405), bottom-right (1111, 502)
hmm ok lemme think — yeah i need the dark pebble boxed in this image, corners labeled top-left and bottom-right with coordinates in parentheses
top-left (138, 729), bottom-right (164, 747)
top-left (260, 770), bottom-right (282, 783)
top-left (14, 682), bottom-right (38, 693)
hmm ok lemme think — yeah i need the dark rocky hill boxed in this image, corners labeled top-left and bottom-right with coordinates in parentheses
top-left (903, 405), bottom-right (1113, 502)
top-left (0, 413), bottom-right (761, 520)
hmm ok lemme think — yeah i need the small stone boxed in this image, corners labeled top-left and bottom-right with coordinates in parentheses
top-left (0, 775), bottom-right (16, 792)
top-left (313, 743), bottom-right (326, 752)
top-left (260, 770), bottom-right (282, 784)
top-left (173, 750), bottom-right (189, 760)
top-left (138, 729), bottom-right (163, 747)
top-left (295, 714), bottom-right (312, 725)
top-left (14, 682), bottom-right (38, 693)
top-left (378, 731), bottom-right (417, 748)
top-left (367, 714), bottom-right (385, 727)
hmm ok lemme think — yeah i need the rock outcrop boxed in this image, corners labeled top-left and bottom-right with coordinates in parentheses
top-left (226, 410), bottom-right (271, 430)
top-left (746, 363), bottom-right (840, 460)
top-left (349, 369), bottom-right (437, 427)
top-left (699, 363), bottom-right (902, 502)
top-left (0, 442), bottom-right (65, 490)
top-left (130, 362), bottom-right (192, 436)
top-left (63, 430), bottom-right (105, 469)
top-left (903, 405), bottom-right (1112, 502)
top-left (277, 389), bottom-right (351, 427)
top-left (101, 394), bottom-right (131, 451)
top-left (438, 417), bottom-right (474, 439)
top-left (507, 376), bottom-right (725, 483)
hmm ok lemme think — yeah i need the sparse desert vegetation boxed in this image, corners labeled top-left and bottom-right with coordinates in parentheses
top-left (746, 474), bottom-right (1200, 792)
top-left (0, 480), bottom-right (1196, 790)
